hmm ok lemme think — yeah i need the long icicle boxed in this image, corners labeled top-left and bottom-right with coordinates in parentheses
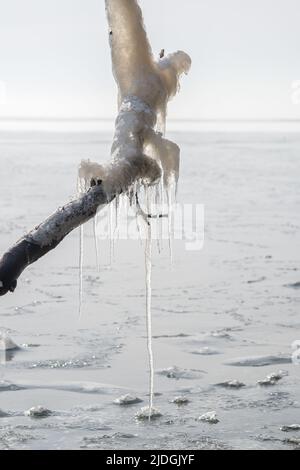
top-left (77, 177), bottom-right (85, 319)
top-left (78, 224), bottom-right (84, 318)
top-left (93, 212), bottom-right (100, 272)
top-left (167, 186), bottom-right (174, 264)
top-left (109, 204), bottom-right (114, 267)
top-left (145, 192), bottom-right (154, 420)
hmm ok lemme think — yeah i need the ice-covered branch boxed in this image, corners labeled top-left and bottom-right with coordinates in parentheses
top-left (0, 0), bottom-right (191, 296)
top-left (0, 155), bottom-right (161, 296)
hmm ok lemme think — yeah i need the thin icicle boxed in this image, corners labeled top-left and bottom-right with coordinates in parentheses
top-left (78, 225), bottom-right (84, 319)
top-left (143, 188), bottom-right (154, 420)
top-left (155, 184), bottom-right (162, 254)
top-left (159, 179), bottom-right (165, 252)
top-left (114, 195), bottom-right (119, 233)
top-left (93, 213), bottom-right (100, 272)
top-left (167, 186), bottom-right (174, 264)
top-left (145, 216), bottom-right (154, 420)
top-left (135, 193), bottom-right (144, 247)
top-left (76, 177), bottom-right (85, 318)
top-left (109, 204), bottom-right (114, 266)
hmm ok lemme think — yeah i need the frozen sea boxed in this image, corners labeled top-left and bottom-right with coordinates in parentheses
top-left (0, 121), bottom-right (299, 450)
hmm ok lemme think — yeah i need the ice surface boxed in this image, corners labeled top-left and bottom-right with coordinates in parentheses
top-left (0, 129), bottom-right (300, 449)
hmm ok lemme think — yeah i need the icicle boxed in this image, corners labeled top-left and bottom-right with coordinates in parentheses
top-left (114, 195), bottom-right (119, 236)
top-left (144, 189), bottom-right (154, 420)
top-left (109, 204), bottom-right (114, 266)
top-left (155, 183), bottom-right (162, 254)
top-left (160, 179), bottom-right (165, 251)
top-left (93, 212), bottom-right (100, 272)
top-left (78, 225), bottom-right (84, 319)
top-left (166, 185), bottom-right (174, 264)
top-left (135, 208), bottom-right (143, 246)
top-left (134, 189), bottom-right (144, 246)
top-left (76, 176), bottom-right (85, 319)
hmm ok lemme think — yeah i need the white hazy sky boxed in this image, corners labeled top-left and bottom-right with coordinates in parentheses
top-left (0, 0), bottom-right (299, 120)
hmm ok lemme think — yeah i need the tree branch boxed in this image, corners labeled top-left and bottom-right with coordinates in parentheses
top-left (0, 156), bottom-right (160, 296)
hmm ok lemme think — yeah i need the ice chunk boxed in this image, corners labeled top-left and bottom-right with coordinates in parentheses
top-left (198, 411), bottom-right (219, 424)
top-left (114, 394), bottom-right (143, 405)
top-left (191, 347), bottom-right (220, 356)
top-left (25, 406), bottom-right (52, 418)
top-left (135, 406), bottom-right (162, 421)
top-left (216, 380), bottom-right (246, 389)
top-left (284, 438), bottom-right (300, 447)
top-left (157, 366), bottom-right (202, 380)
top-left (171, 396), bottom-right (190, 405)
top-left (280, 424), bottom-right (300, 432)
top-left (258, 370), bottom-right (288, 386)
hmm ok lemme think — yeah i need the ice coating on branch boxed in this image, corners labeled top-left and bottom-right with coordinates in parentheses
top-left (79, 0), bottom-right (191, 195)
top-left (78, 161), bottom-right (106, 189)
top-left (106, 0), bottom-right (191, 114)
